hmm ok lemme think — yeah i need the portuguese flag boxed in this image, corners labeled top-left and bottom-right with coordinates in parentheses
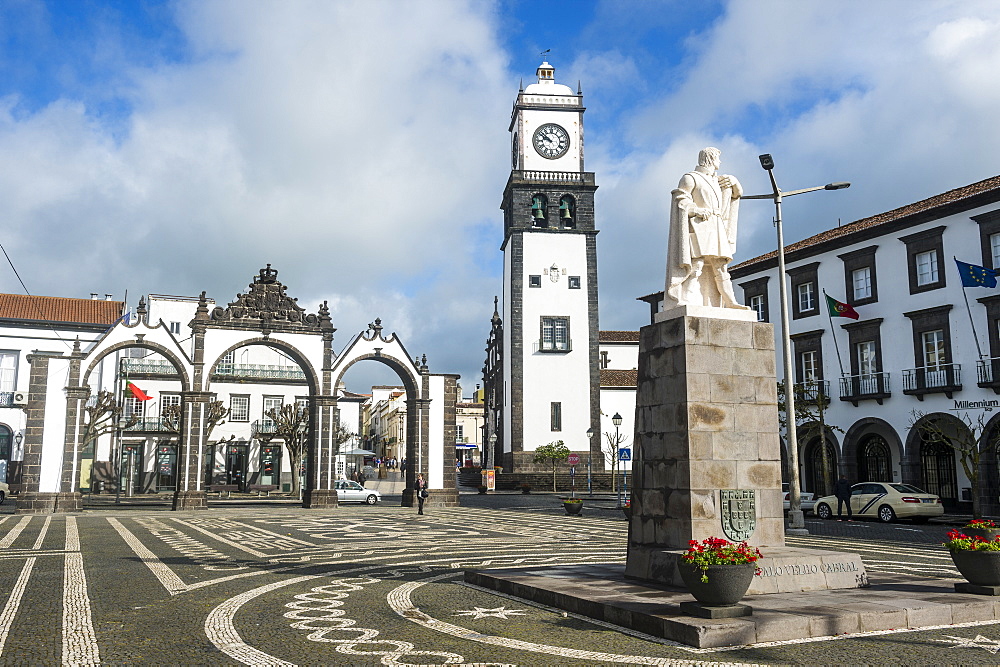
top-left (825, 294), bottom-right (859, 320)
top-left (127, 382), bottom-right (152, 401)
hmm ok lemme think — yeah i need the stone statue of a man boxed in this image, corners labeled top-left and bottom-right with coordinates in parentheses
top-left (664, 147), bottom-right (750, 310)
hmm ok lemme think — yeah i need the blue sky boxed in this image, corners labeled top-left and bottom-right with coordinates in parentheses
top-left (2, 0), bottom-right (1000, 391)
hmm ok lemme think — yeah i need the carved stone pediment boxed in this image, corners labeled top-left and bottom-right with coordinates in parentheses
top-left (207, 265), bottom-right (333, 334)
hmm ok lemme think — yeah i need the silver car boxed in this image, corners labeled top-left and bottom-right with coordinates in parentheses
top-left (334, 480), bottom-right (380, 505)
top-left (0, 481), bottom-right (8, 504)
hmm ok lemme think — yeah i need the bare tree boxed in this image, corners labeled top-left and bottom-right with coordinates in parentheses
top-left (603, 430), bottom-right (627, 493)
top-left (262, 404), bottom-right (309, 495)
top-left (908, 410), bottom-right (1000, 519)
top-left (81, 390), bottom-right (139, 491)
top-left (81, 390), bottom-right (138, 447)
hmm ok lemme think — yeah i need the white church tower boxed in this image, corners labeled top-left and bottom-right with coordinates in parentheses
top-left (499, 61), bottom-right (600, 471)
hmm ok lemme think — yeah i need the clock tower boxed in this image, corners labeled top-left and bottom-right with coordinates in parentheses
top-left (499, 61), bottom-right (600, 471)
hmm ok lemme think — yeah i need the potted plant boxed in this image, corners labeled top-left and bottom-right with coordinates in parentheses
top-left (944, 529), bottom-right (1000, 586)
top-left (622, 498), bottom-right (632, 519)
top-left (961, 519), bottom-right (1000, 542)
top-left (476, 485), bottom-right (487, 494)
top-left (563, 498), bottom-right (583, 515)
top-left (520, 483), bottom-right (531, 494)
top-left (679, 537), bottom-right (763, 607)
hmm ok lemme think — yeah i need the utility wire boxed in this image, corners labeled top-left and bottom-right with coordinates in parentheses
top-left (1, 240), bottom-right (77, 350)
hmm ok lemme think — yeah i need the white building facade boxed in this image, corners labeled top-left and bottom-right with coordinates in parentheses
top-left (729, 175), bottom-right (1000, 514)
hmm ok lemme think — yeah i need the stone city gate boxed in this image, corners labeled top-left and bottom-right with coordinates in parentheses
top-left (15, 266), bottom-right (458, 514)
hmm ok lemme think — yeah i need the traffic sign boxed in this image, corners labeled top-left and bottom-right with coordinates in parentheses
top-left (618, 448), bottom-right (631, 461)
top-left (567, 453), bottom-right (581, 466)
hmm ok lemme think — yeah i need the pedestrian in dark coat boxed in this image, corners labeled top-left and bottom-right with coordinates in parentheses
top-left (834, 476), bottom-right (853, 521)
top-left (416, 473), bottom-right (427, 515)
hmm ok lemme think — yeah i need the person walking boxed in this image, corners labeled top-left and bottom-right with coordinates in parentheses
top-left (415, 473), bottom-right (428, 515)
top-left (834, 476), bottom-right (853, 521)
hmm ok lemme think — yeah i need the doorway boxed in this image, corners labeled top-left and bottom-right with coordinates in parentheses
top-left (225, 441), bottom-right (249, 490)
top-left (156, 442), bottom-right (178, 491)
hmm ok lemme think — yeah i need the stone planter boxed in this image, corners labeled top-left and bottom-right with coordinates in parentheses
top-left (477, 487), bottom-right (487, 494)
top-left (950, 549), bottom-right (1000, 586)
top-left (563, 500), bottom-right (583, 515)
top-left (521, 486), bottom-right (531, 494)
top-left (678, 563), bottom-right (756, 607)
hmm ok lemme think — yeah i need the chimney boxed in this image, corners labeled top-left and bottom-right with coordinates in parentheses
top-left (105, 294), bottom-right (113, 301)
top-left (90, 293), bottom-right (98, 300)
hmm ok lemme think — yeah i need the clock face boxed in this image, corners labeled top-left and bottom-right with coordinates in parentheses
top-left (532, 123), bottom-right (570, 159)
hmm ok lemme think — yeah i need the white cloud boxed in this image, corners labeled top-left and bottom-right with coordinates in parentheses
top-left (590, 0), bottom-right (1000, 330)
top-left (0, 0), bottom-right (511, 389)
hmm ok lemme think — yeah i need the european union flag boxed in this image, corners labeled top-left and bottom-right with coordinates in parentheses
top-left (956, 259), bottom-right (998, 288)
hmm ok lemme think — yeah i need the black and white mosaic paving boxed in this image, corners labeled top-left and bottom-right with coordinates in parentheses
top-left (0, 502), bottom-right (998, 665)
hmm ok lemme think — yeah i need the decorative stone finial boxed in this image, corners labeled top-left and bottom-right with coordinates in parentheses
top-left (258, 264), bottom-right (278, 284)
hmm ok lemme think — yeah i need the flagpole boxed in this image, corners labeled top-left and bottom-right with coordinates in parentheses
top-left (822, 289), bottom-right (846, 376)
top-left (955, 257), bottom-right (986, 360)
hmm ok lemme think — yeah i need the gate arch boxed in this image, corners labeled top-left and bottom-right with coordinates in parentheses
top-left (330, 320), bottom-right (455, 507)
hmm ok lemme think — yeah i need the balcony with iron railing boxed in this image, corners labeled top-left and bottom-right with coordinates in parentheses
top-left (213, 363), bottom-right (307, 381)
top-left (793, 380), bottom-right (831, 408)
top-left (122, 418), bottom-right (175, 433)
top-left (902, 363), bottom-right (962, 399)
top-left (122, 359), bottom-right (178, 376)
top-left (977, 358), bottom-right (1000, 393)
top-left (839, 372), bottom-right (892, 406)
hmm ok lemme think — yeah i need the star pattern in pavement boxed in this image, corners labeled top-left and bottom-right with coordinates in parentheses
top-left (937, 634), bottom-right (1000, 654)
top-left (455, 606), bottom-right (528, 620)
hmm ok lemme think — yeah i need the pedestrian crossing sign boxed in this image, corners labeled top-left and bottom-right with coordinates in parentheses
top-left (618, 448), bottom-right (631, 461)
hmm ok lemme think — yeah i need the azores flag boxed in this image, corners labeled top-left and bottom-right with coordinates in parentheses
top-left (955, 259), bottom-right (998, 288)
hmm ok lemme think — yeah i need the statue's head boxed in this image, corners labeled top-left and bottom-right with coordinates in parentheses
top-left (698, 147), bottom-right (721, 169)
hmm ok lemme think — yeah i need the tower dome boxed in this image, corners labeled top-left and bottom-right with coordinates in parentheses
top-left (523, 61), bottom-right (575, 95)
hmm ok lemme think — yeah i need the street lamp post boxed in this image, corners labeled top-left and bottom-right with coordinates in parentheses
top-left (612, 412), bottom-right (623, 508)
top-left (487, 433), bottom-right (497, 492)
top-left (743, 154), bottom-right (849, 533)
top-left (585, 427), bottom-right (594, 496)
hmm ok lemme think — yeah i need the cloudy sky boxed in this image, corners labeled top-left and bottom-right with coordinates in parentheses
top-left (2, 0), bottom-right (999, 392)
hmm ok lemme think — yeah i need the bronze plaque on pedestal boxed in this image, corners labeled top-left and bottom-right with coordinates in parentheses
top-left (720, 489), bottom-right (756, 541)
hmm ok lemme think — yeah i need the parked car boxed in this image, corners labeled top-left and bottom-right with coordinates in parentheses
top-left (0, 480), bottom-right (7, 504)
top-left (334, 479), bottom-right (380, 505)
top-left (813, 482), bottom-right (943, 523)
top-left (782, 490), bottom-right (815, 513)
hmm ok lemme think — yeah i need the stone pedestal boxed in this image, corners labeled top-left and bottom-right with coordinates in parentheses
top-left (172, 490), bottom-right (208, 511)
top-left (15, 492), bottom-right (82, 514)
top-left (303, 489), bottom-right (339, 509)
top-left (624, 310), bottom-right (868, 592)
top-left (401, 488), bottom-right (460, 508)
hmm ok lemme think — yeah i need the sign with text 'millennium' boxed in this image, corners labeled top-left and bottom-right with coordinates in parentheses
top-left (720, 489), bottom-right (756, 541)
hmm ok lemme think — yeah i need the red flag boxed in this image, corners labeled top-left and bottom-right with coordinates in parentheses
top-left (127, 382), bottom-right (152, 401)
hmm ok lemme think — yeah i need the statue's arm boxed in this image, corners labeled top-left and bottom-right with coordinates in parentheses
top-left (674, 174), bottom-right (707, 219)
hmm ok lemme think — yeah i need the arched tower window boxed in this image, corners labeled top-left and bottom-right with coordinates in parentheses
top-left (531, 194), bottom-right (548, 228)
top-left (559, 195), bottom-right (575, 228)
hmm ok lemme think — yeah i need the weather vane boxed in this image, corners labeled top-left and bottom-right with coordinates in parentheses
top-left (540, 49), bottom-right (550, 58)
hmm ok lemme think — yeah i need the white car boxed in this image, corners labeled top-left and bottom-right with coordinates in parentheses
top-left (783, 490), bottom-right (815, 513)
top-left (813, 482), bottom-right (943, 523)
top-left (334, 480), bottom-right (380, 505)
top-left (0, 480), bottom-right (7, 504)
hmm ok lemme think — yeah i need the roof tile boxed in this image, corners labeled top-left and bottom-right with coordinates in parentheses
top-left (0, 294), bottom-right (123, 325)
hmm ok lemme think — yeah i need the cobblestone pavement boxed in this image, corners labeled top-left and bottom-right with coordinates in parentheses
top-left (1, 493), bottom-right (999, 665)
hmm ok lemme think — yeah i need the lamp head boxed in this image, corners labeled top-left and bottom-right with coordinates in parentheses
top-left (825, 182), bottom-right (851, 190)
top-left (586, 427), bottom-right (594, 439)
top-left (758, 154), bottom-right (774, 170)
top-left (612, 412), bottom-right (623, 426)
